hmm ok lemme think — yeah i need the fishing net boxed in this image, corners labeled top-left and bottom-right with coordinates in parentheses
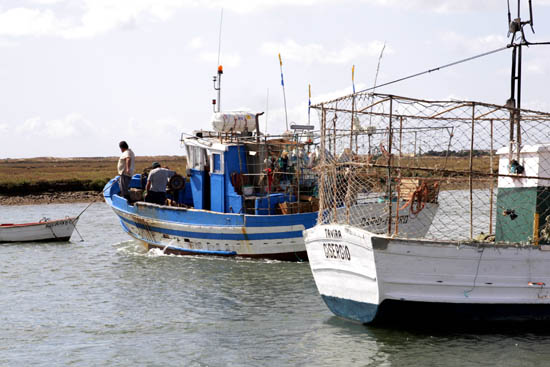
top-left (313, 92), bottom-right (550, 243)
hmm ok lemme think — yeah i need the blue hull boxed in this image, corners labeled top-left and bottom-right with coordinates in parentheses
top-left (104, 177), bottom-right (316, 261)
top-left (322, 295), bottom-right (379, 324)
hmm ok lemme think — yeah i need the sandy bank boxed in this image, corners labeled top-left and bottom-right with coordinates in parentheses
top-left (0, 191), bottom-right (103, 206)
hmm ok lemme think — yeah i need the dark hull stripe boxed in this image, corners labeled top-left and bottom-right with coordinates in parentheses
top-left (148, 243), bottom-right (308, 262)
top-left (321, 296), bottom-right (550, 324)
top-left (1, 236), bottom-right (71, 243)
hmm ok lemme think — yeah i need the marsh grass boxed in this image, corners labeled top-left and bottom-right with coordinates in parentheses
top-left (0, 156), bottom-right (187, 194)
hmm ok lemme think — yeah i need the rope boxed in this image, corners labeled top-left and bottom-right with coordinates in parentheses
top-left (71, 189), bottom-right (108, 241)
top-left (356, 46), bottom-right (509, 94)
top-left (76, 200), bottom-right (95, 219)
top-left (70, 219), bottom-right (85, 242)
top-left (464, 246), bottom-right (484, 297)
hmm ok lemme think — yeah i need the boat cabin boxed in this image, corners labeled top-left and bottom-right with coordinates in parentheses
top-left (180, 112), bottom-right (318, 215)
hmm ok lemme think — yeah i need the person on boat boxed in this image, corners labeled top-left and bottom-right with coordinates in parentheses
top-left (278, 150), bottom-right (289, 181)
top-left (145, 162), bottom-right (175, 205)
top-left (117, 141), bottom-right (135, 202)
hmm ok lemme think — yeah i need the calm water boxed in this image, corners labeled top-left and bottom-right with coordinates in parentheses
top-left (2, 203), bottom-right (550, 366)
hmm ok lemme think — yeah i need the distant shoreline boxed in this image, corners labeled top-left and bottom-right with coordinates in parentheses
top-left (0, 191), bottom-right (101, 206)
top-left (0, 156), bottom-right (188, 206)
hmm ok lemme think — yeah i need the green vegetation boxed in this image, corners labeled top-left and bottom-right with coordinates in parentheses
top-left (0, 156), bottom-right (187, 195)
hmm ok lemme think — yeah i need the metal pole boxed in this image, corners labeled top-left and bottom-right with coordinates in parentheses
top-left (350, 97), bottom-right (355, 153)
top-left (318, 105), bottom-right (326, 224)
top-left (387, 97), bottom-right (394, 235)
top-left (395, 116), bottom-right (403, 235)
top-left (469, 103), bottom-right (475, 240)
top-left (516, 44), bottom-right (522, 161)
top-left (489, 119), bottom-right (494, 235)
top-left (509, 46), bottom-right (517, 160)
top-left (333, 103), bottom-right (337, 157)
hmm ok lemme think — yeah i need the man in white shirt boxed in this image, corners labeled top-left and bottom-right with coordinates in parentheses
top-left (145, 162), bottom-right (175, 205)
top-left (117, 141), bottom-right (135, 202)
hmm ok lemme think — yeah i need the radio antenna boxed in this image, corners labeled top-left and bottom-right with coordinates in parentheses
top-left (528, 0), bottom-right (535, 33)
top-left (265, 88), bottom-right (269, 134)
top-left (506, 0), bottom-right (512, 36)
top-left (506, 0), bottom-right (549, 161)
top-left (217, 8), bottom-right (224, 66)
top-left (212, 9), bottom-right (224, 113)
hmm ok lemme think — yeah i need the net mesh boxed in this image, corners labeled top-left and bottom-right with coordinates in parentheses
top-left (313, 92), bottom-right (550, 243)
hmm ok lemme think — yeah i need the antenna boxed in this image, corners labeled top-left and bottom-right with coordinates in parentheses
top-left (265, 88), bottom-right (269, 134)
top-left (212, 9), bottom-right (224, 113)
top-left (506, 0), bottom-right (512, 36)
top-left (217, 9), bottom-right (223, 66)
top-left (369, 42), bottom-right (386, 127)
top-left (505, 0), bottom-right (549, 161)
top-left (528, 0), bottom-right (535, 33)
top-left (279, 53), bottom-right (289, 131)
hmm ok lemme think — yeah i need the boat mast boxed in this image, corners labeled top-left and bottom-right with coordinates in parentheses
top-left (212, 9), bottom-right (224, 113)
top-left (213, 66), bottom-right (223, 113)
top-left (506, 0), bottom-right (534, 160)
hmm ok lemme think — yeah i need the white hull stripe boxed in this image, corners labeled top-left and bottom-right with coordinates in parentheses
top-left (118, 214), bottom-right (304, 241)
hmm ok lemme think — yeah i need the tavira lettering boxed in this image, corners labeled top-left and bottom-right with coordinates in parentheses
top-left (323, 243), bottom-right (351, 261)
top-left (324, 228), bottom-right (342, 239)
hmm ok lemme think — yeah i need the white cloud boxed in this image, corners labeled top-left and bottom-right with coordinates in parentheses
top-left (188, 36), bottom-right (203, 49)
top-left (367, 0), bottom-right (507, 13)
top-left (439, 31), bottom-right (508, 53)
top-left (125, 117), bottom-right (182, 139)
top-left (200, 51), bottom-right (241, 67)
top-left (191, 0), bottom-right (326, 13)
top-left (0, 8), bottom-right (63, 37)
top-left (1, 0), bottom-right (547, 40)
top-left (261, 40), bottom-right (391, 65)
top-left (64, 0), bottom-right (185, 39)
top-left (0, 0), bottom-right (186, 39)
top-left (28, 0), bottom-right (67, 4)
top-left (14, 114), bottom-right (94, 139)
top-left (2, 0), bottom-right (534, 41)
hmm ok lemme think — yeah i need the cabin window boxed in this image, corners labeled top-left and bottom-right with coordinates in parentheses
top-left (188, 146), bottom-right (208, 170)
top-left (213, 153), bottom-right (223, 174)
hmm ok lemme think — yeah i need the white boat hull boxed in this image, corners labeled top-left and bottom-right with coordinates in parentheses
top-left (305, 224), bottom-right (550, 323)
top-left (0, 217), bottom-right (78, 243)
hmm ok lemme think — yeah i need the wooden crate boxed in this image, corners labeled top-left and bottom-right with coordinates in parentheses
top-left (278, 201), bottom-right (314, 214)
top-left (129, 188), bottom-right (144, 202)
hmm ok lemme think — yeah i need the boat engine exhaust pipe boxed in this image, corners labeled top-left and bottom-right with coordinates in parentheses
top-left (255, 112), bottom-right (265, 142)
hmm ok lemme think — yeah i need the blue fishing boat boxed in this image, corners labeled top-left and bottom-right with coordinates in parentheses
top-left (103, 126), bottom-right (319, 260)
top-left (104, 66), bottom-right (320, 260)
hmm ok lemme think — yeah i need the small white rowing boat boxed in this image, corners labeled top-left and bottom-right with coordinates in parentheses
top-left (0, 217), bottom-right (79, 243)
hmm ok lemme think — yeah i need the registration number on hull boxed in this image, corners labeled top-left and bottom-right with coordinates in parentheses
top-left (45, 220), bottom-right (72, 228)
top-left (323, 242), bottom-right (350, 261)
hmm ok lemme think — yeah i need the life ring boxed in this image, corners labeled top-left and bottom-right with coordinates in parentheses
top-left (399, 182), bottom-right (434, 214)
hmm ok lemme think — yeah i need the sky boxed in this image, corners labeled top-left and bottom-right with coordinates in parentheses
top-left (1, 0), bottom-right (550, 158)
